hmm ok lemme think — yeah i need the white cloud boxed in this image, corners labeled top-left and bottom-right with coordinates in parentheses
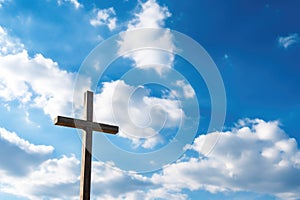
top-left (94, 80), bottom-right (184, 149)
top-left (0, 129), bottom-right (180, 200)
top-left (57, 0), bottom-right (82, 9)
top-left (0, 127), bottom-right (53, 154)
top-left (0, 128), bottom-right (74, 199)
top-left (2, 118), bottom-right (300, 199)
top-left (92, 188), bottom-right (187, 200)
top-left (91, 162), bottom-right (153, 199)
top-left (91, 161), bottom-right (186, 200)
top-left (278, 33), bottom-right (300, 49)
top-left (0, 127), bottom-right (78, 199)
top-left (175, 80), bottom-right (195, 99)
top-left (118, 0), bottom-right (175, 75)
top-left (90, 7), bottom-right (117, 31)
top-left (152, 118), bottom-right (300, 200)
top-left (69, 0), bottom-right (82, 9)
top-left (141, 134), bottom-right (163, 149)
top-left (0, 51), bottom-right (74, 119)
top-left (1, 155), bottom-right (80, 200)
top-left (127, 0), bottom-right (171, 29)
top-left (0, 26), bottom-right (24, 56)
top-left (0, 127), bottom-right (53, 176)
top-left (0, 152), bottom-right (183, 200)
top-left (0, 26), bottom-right (91, 120)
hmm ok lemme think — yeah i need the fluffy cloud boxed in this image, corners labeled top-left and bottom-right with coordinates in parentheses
top-left (127, 0), bottom-right (171, 29)
top-left (94, 80), bottom-right (184, 149)
top-left (0, 26), bottom-right (91, 119)
top-left (0, 128), bottom-right (79, 199)
top-left (1, 155), bottom-right (80, 200)
top-left (278, 33), bottom-right (300, 49)
top-left (1, 119), bottom-right (300, 199)
top-left (0, 127), bottom-right (89, 199)
top-left (92, 163), bottom-right (187, 200)
top-left (118, 0), bottom-right (175, 75)
top-left (0, 128), bottom-right (182, 200)
top-left (153, 119), bottom-right (300, 200)
top-left (92, 188), bottom-right (186, 200)
top-left (91, 162), bottom-right (153, 199)
top-left (90, 7), bottom-right (117, 31)
top-left (1, 153), bottom-right (183, 200)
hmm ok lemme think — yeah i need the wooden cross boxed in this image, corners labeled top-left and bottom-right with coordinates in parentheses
top-left (54, 91), bottom-right (118, 200)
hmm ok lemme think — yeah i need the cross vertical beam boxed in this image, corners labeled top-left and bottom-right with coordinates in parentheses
top-left (80, 91), bottom-right (93, 200)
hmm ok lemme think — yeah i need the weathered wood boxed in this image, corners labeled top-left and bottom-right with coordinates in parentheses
top-left (54, 116), bottom-right (118, 134)
top-left (54, 91), bottom-right (118, 200)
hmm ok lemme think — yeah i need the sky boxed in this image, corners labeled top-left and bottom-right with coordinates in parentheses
top-left (0, 0), bottom-right (300, 199)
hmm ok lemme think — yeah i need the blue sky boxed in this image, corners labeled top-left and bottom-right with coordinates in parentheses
top-left (0, 0), bottom-right (300, 199)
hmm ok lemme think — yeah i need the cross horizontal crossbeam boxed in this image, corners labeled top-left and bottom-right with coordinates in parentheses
top-left (54, 116), bottom-right (118, 134)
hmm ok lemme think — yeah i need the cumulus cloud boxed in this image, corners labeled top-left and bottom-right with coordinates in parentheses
top-left (278, 33), bottom-right (300, 49)
top-left (90, 7), bottom-right (117, 31)
top-left (153, 119), bottom-right (300, 200)
top-left (94, 162), bottom-right (189, 200)
top-left (2, 119), bottom-right (300, 199)
top-left (0, 26), bottom-right (91, 119)
top-left (91, 162), bottom-right (154, 199)
top-left (0, 128), bottom-right (181, 200)
top-left (15, 158), bottom-right (184, 200)
top-left (127, 0), bottom-right (171, 29)
top-left (1, 155), bottom-right (80, 200)
top-left (0, 128), bottom-right (84, 199)
top-left (118, 0), bottom-right (175, 75)
top-left (1, 153), bottom-right (183, 200)
top-left (0, 127), bottom-right (78, 199)
top-left (94, 80), bottom-right (184, 149)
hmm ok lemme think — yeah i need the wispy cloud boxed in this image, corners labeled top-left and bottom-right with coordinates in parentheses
top-left (0, 127), bottom-right (53, 154)
top-left (57, 0), bottom-right (82, 10)
top-left (90, 7), bottom-right (117, 31)
top-left (278, 33), bottom-right (300, 49)
top-left (0, 26), bottom-right (24, 56)
top-left (175, 80), bottom-right (195, 99)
